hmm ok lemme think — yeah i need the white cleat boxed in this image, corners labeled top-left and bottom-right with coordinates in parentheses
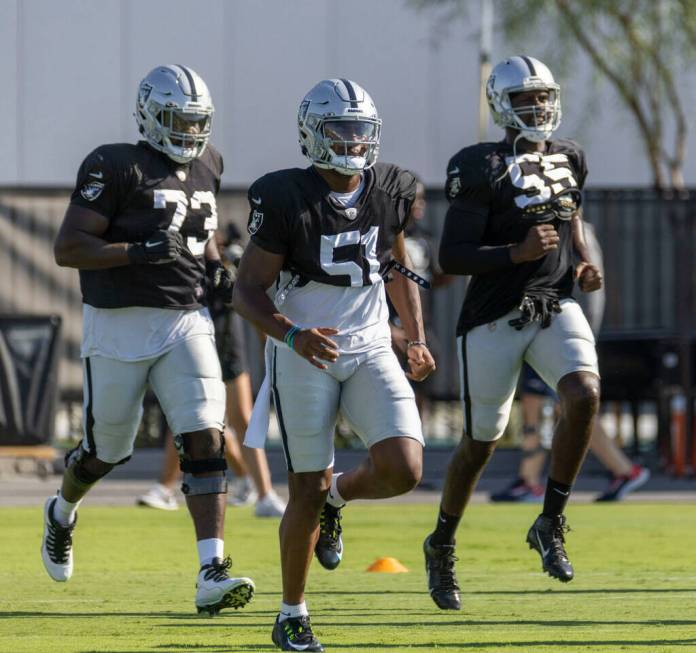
top-left (195, 556), bottom-right (255, 616)
top-left (41, 496), bottom-right (76, 582)
top-left (254, 491), bottom-right (286, 518)
top-left (137, 484), bottom-right (179, 511)
top-left (228, 477), bottom-right (258, 506)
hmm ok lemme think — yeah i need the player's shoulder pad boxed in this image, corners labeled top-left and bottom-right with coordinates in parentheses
top-left (200, 142), bottom-right (224, 177)
top-left (445, 143), bottom-right (499, 200)
top-left (372, 162), bottom-right (417, 200)
top-left (549, 138), bottom-right (585, 167)
top-left (248, 167), bottom-right (308, 210)
top-left (80, 143), bottom-right (139, 175)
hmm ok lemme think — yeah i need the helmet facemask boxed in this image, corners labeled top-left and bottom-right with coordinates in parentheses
top-left (489, 82), bottom-right (561, 143)
top-left (318, 118), bottom-right (381, 175)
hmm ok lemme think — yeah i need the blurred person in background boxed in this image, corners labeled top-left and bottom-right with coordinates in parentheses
top-left (138, 224), bottom-right (286, 517)
top-left (424, 56), bottom-right (603, 611)
top-left (43, 64), bottom-right (254, 616)
top-left (491, 223), bottom-right (649, 503)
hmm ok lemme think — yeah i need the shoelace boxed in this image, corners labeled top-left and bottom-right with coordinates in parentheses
top-left (47, 520), bottom-right (74, 564)
top-left (202, 555), bottom-right (233, 582)
top-left (551, 518), bottom-right (571, 560)
top-left (319, 505), bottom-right (342, 545)
top-left (431, 546), bottom-right (460, 591)
top-left (283, 616), bottom-right (316, 643)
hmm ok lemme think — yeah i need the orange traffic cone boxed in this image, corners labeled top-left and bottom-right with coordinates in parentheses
top-left (366, 557), bottom-right (409, 573)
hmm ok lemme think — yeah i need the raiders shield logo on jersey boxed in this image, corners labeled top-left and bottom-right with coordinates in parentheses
top-left (80, 181), bottom-right (105, 201)
top-left (248, 209), bottom-right (264, 235)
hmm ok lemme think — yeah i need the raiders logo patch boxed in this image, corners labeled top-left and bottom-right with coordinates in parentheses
top-left (80, 181), bottom-right (105, 201)
top-left (248, 209), bottom-right (264, 235)
top-left (448, 176), bottom-right (461, 199)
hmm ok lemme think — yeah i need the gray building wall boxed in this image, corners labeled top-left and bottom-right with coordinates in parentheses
top-left (2, 0), bottom-right (695, 189)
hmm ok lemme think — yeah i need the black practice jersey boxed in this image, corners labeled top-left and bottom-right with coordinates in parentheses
top-left (70, 141), bottom-right (223, 309)
top-left (247, 163), bottom-right (416, 286)
top-left (446, 139), bottom-right (587, 333)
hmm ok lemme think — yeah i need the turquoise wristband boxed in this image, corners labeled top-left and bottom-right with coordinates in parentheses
top-left (284, 326), bottom-right (300, 350)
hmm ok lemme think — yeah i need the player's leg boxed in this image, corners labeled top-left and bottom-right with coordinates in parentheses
top-left (525, 299), bottom-right (600, 582)
top-left (424, 320), bottom-right (527, 609)
top-left (491, 366), bottom-right (553, 502)
top-left (270, 343), bottom-right (338, 652)
top-left (137, 429), bottom-right (181, 510)
top-left (42, 355), bottom-right (149, 581)
top-left (150, 335), bottom-right (254, 615)
top-left (311, 346), bottom-right (423, 573)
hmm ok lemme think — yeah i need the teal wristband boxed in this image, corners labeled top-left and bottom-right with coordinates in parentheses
top-left (284, 325), bottom-right (301, 350)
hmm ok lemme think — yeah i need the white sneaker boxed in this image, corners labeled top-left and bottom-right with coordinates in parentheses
top-left (195, 556), bottom-right (255, 616)
top-left (228, 477), bottom-right (257, 506)
top-left (137, 484), bottom-right (179, 511)
top-left (41, 496), bottom-right (76, 582)
top-left (254, 491), bottom-right (286, 518)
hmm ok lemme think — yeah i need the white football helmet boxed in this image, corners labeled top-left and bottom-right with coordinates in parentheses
top-left (486, 56), bottom-right (561, 142)
top-left (298, 79), bottom-right (381, 175)
top-left (135, 65), bottom-right (214, 164)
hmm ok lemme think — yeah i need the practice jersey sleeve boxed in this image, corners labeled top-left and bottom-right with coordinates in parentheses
top-left (246, 177), bottom-right (291, 255)
top-left (445, 148), bottom-right (492, 215)
top-left (390, 166), bottom-right (418, 233)
top-left (69, 146), bottom-right (129, 219)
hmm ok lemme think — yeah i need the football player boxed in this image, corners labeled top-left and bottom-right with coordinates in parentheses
top-left (233, 79), bottom-right (435, 651)
top-left (42, 64), bottom-right (255, 615)
top-left (423, 56), bottom-right (603, 610)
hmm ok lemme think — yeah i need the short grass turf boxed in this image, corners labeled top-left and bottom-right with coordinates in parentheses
top-left (1, 502), bottom-right (695, 653)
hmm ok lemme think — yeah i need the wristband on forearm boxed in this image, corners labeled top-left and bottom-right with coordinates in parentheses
top-left (284, 325), bottom-right (301, 350)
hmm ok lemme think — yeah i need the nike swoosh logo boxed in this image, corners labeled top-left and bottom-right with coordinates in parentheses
top-left (286, 642), bottom-right (310, 651)
top-left (553, 488), bottom-right (569, 496)
top-left (448, 167), bottom-right (460, 175)
top-left (89, 171), bottom-right (103, 179)
top-left (439, 515), bottom-right (447, 523)
top-left (536, 532), bottom-right (550, 559)
top-left (251, 196), bottom-right (262, 205)
top-left (145, 240), bottom-right (164, 248)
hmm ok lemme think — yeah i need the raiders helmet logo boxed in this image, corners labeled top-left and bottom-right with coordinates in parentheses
top-left (80, 181), bottom-right (105, 201)
top-left (248, 209), bottom-right (264, 235)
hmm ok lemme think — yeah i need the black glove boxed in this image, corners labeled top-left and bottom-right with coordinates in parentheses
top-left (127, 229), bottom-right (185, 264)
top-left (206, 260), bottom-right (235, 305)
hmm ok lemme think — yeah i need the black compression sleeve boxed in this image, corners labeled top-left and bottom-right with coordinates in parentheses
top-left (438, 201), bottom-right (515, 275)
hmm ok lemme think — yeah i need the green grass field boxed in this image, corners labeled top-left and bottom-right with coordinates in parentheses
top-left (1, 502), bottom-right (695, 653)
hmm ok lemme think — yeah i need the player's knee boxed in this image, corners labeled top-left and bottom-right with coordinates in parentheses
top-left (559, 374), bottom-right (600, 417)
top-left (289, 471), bottom-right (331, 512)
top-left (64, 444), bottom-right (114, 490)
top-left (376, 455), bottom-right (422, 495)
top-left (175, 429), bottom-right (228, 496)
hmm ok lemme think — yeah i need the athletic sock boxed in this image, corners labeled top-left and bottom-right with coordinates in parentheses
top-left (326, 472), bottom-right (346, 508)
top-left (197, 538), bottom-right (224, 567)
top-left (53, 492), bottom-right (81, 528)
top-left (542, 477), bottom-right (572, 517)
top-left (278, 601), bottom-right (309, 622)
top-left (430, 506), bottom-right (461, 546)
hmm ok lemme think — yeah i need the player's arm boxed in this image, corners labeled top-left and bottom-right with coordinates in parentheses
top-left (54, 205), bottom-right (184, 270)
top-left (233, 241), bottom-right (338, 369)
top-left (571, 210), bottom-right (603, 292)
top-left (439, 199), bottom-right (560, 274)
top-left (387, 232), bottom-right (436, 381)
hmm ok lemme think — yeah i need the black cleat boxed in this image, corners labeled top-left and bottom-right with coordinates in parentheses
top-left (315, 502), bottom-right (343, 570)
top-left (423, 535), bottom-right (461, 610)
top-left (526, 513), bottom-right (574, 582)
top-left (272, 614), bottom-right (324, 652)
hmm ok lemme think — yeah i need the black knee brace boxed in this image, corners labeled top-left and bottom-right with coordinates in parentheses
top-left (174, 432), bottom-right (228, 496)
top-left (64, 443), bottom-right (114, 490)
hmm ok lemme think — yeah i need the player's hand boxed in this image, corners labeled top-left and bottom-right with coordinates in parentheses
top-left (127, 229), bottom-right (185, 265)
top-left (293, 327), bottom-right (340, 369)
top-left (576, 261), bottom-right (603, 292)
top-left (207, 260), bottom-right (235, 305)
top-left (406, 343), bottom-right (436, 382)
top-left (510, 224), bottom-right (559, 263)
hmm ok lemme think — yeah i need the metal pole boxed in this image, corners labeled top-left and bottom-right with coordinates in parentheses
top-left (478, 0), bottom-right (493, 142)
